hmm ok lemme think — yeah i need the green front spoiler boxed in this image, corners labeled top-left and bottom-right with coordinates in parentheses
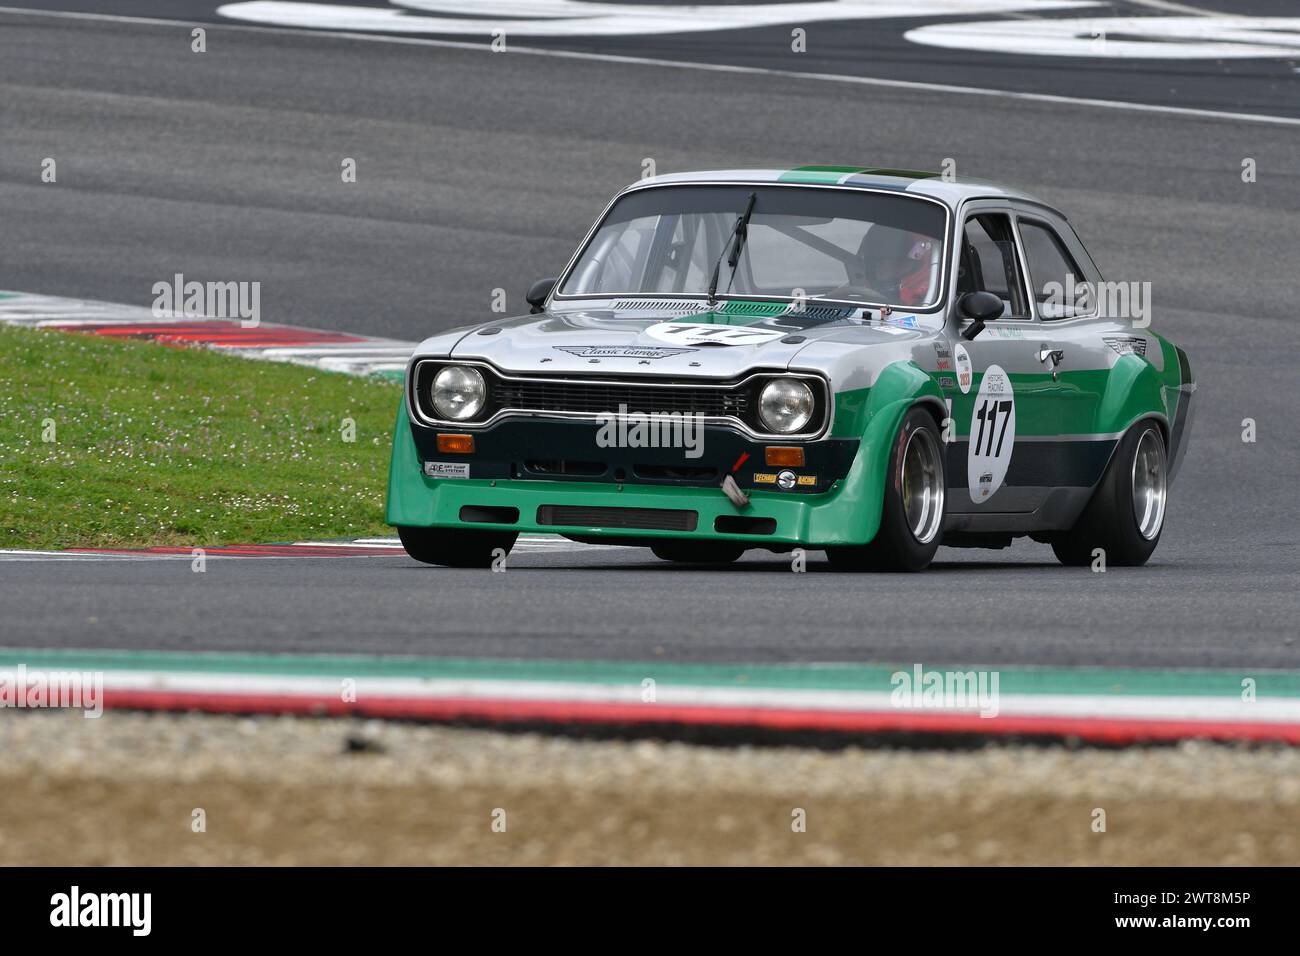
top-left (386, 363), bottom-right (944, 548)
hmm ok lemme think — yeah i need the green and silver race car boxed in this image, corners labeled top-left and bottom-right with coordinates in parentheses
top-left (387, 167), bottom-right (1194, 570)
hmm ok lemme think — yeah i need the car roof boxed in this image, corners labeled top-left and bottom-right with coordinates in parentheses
top-left (628, 167), bottom-right (1059, 215)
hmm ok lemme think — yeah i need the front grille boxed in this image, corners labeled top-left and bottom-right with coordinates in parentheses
top-left (494, 379), bottom-right (750, 419)
top-left (536, 505), bottom-right (698, 532)
top-left (410, 361), bottom-right (828, 437)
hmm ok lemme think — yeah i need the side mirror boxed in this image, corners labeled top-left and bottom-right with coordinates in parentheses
top-left (958, 291), bottom-right (1004, 341)
top-left (526, 277), bottom-right (558, 314)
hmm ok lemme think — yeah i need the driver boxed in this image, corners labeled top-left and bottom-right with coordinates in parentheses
top-left (857, 227), bottom-right (936, 307)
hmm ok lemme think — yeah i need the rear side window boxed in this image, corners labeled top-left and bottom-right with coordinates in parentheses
top-left (1019, 221), bottom-right (1090, 319)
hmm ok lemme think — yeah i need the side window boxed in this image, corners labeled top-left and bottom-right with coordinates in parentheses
top-left (1019, 220), bottom-right (1090, 319)
top-left (958, 214), bottom-right (1029, 319)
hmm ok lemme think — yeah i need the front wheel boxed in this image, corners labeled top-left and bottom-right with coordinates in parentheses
top-left (826, 407), bottom-right (946, 572)
top-left (397, 526), bottom-right (518, 568)
top-left (1051, 423), bottom-right (1167, 567)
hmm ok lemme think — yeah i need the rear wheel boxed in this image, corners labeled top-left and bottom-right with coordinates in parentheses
top-left (397, 525), bottom-right (518, 568)
top-left (650, 541), bottom-right (746, 564)
top-left (826, 406), bottom-right (946, 572)
top-left (1051, 422), bottom-right (1167, 567)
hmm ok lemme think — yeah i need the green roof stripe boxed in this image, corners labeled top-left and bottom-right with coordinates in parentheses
top-left (779, 165), bottom-right (868, 184)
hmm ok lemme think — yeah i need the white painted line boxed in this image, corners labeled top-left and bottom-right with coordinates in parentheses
top-left (0, 539), bottom-right (631, 560)
top-left (1, 6), bottom-right (1297, 127)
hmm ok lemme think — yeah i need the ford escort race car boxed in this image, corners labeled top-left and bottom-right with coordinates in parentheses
top-left (387, 167), bottom-right (1194, 570)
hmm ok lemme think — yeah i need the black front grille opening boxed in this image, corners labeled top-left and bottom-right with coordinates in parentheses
top-left (537, 505), bottom-right (698, 532)
top-left (524, 459), bottom-right (607, 477)
top-left (459, 505), bottom-right (520, 524)
top-left (412, 361), bottom-right (827, 437)
top-left (634, 464), bottom-right (719, 482)
top-left (714, 515), bottom-right (777, 536)
top-left (493, 381), bottom-right (751, 419)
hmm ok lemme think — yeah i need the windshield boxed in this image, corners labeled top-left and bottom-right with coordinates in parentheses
top-left (559, 184), bottom-right (948, 309)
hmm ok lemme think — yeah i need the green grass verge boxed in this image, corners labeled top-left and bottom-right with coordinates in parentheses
top-left (0, 325), bottom-right (401, 548)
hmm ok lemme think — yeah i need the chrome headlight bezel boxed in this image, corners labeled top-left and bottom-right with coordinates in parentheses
top-left (757, 377), bottom-right (816, 435)
top-left (430, 365), bottom-right (487, 422)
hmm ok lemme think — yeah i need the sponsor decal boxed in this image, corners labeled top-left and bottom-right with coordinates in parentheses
top-left (554, 345), bottom-right (694, 359)
top-left (423, 461), bottom-right (470, 479)
top-left (954, 343), bottom-right (973, 394)
top-left (933, 342), bottom-right (952, 360)
top-left (889, 314), bottom-right (920, 329)
top-left (752, 472), bottom-right (777, 484)
top-left (967, 364), bottom-right (1016, 502)
top-left (644, 322), bottom-right (786, 347)
top-left (776, 470), bottom-right (798, 490)
top-left (938, 375), bottom-right (957, 390)
top-left (796, 474), bottom-right (817, 487)
top-left (936, 359), bottom-right (951, 371)
top-left (1103, 335), bottom-right (1148, 357)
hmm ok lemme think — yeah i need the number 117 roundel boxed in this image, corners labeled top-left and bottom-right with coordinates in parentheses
top-left (387, 167), bottom-right (1193, 571)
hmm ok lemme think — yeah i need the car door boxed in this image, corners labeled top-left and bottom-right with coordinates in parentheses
top-left (1013, 209), bottom-right (1131, 517)
top-left (946, 204), bottom-right (1064, 516)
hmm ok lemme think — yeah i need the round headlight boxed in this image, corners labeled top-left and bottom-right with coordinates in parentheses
top-left (758, 378), bottom-right (815, 434)
top-left (431, 365), bottom-right (487, 421)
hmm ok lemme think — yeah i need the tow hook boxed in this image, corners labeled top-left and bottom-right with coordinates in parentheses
top-left (720, 451), bottom-right (752, 509)
top-left (721, 474), bottom-right (750, 509)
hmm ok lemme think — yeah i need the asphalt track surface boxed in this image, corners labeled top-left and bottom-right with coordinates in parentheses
top-left (1, 10), bottom-right (1297, 668)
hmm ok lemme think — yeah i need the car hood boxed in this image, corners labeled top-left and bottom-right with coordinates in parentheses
top-left (445, 302), bottom-right (929, 379)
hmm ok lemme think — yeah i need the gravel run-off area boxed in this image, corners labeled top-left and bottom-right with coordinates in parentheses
top-left (2, 710), bottom-right (1297, 865)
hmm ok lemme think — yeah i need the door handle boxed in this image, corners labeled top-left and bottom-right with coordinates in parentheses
top-left (1038, 347), bottom-right (1064, 380)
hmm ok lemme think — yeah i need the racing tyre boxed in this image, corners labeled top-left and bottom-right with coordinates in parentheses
top-left (826, 407), bottom-right (946, 572)
top-left (1051, 422), bottom-right (1166, 567)
top-left (651, 541), bottom-right (746, 564)
top-left (397, 525), bottom-right (518, 568)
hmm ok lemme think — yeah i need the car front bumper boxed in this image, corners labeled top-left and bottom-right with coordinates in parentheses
top-left (385, 404), bottom-right (886, 548)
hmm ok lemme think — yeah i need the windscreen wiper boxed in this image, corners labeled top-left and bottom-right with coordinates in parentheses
top-left (706, 191), bottom-right (757, 306)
